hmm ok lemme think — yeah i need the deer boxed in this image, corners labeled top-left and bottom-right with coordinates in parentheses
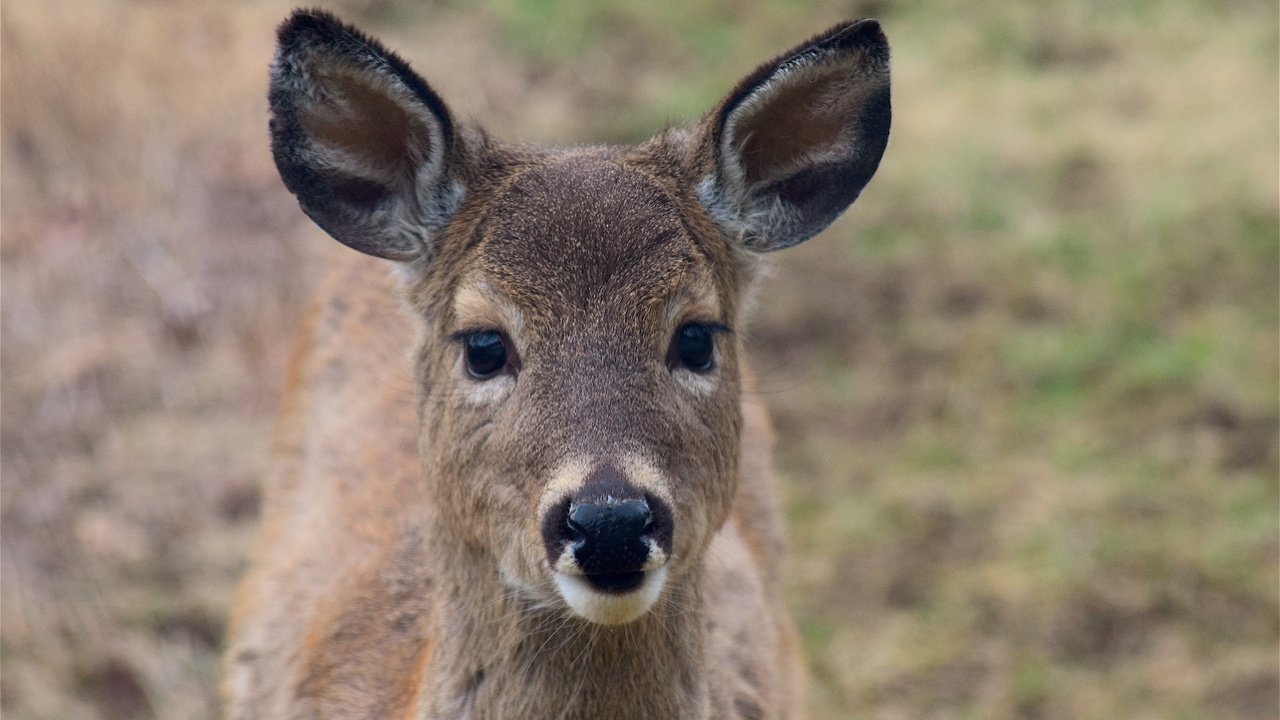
top-left (222, 9), bottom-right (889, 719)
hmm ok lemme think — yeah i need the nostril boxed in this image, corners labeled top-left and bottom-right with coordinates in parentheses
top-left (564, 514), bottom-right (585, 545)
top-left (642, 491), bottom-right (674, 555)
top-left (565, 508), bottom-right (586, 536)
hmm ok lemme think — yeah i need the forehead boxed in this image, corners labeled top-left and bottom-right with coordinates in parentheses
top-left (467, 154), bottom-right (713, 320)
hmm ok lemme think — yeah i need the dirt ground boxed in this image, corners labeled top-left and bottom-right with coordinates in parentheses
top-left (2, 1), bottom-right (1277, 719)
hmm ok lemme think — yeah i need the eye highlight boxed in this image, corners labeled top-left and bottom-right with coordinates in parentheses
top-left (457, 330), bottom-right (510, 379)
top-left (668, 323), bottom-right (728, 373)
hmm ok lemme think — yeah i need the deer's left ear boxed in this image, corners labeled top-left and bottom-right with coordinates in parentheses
top-left (696, 19), bottom-right (891, 251)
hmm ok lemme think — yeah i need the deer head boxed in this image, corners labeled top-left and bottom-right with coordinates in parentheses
top-left (267, 10), bottom-right (889, 625)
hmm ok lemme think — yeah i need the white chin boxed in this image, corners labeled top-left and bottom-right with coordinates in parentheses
top-left (553, 566), bottom-right (668, 625)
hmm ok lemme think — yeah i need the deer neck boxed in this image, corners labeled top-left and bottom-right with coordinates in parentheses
top-left (419, 534), bottom-right (710, 720)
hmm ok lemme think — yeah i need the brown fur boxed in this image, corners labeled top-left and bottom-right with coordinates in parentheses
top-left (225, 10), bottom-right (889, 719)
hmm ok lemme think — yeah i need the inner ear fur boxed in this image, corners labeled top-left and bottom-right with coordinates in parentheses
top-left (700, 19), bottom-right (891, 251)
top-left (299, 70), bottom-right (434, 189)
top-left (269, 9), bottom-right (461, 261)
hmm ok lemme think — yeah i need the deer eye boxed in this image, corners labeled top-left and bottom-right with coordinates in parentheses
top-left (461, 331), bottom-right (509, 379)
top-left (669, 323), bottom-right (722, 373)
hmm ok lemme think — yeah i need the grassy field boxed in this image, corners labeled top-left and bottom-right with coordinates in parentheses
top-left (2, 1), bottom-right (1276, 718)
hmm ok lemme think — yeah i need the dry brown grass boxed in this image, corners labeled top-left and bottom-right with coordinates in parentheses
top-left (3, 1), bottom-right (1276, 719)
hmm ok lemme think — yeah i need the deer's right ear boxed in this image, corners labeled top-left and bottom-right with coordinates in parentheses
top-left (269, 10), bottom-right (462, 261)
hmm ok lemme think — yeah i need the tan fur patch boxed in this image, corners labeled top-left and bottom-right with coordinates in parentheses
top-left (533, 453), bottom-right (595, 522)
top-left (451, 280), bottom-right (525, 343)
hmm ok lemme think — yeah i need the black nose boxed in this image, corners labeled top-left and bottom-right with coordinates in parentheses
top-left (566, 498), bottom-right (652, 591)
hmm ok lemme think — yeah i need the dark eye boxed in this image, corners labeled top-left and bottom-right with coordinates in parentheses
top-left (462, 331), bottom-right (509, 379)
top-left (670, 323), bottom-right (718, 372)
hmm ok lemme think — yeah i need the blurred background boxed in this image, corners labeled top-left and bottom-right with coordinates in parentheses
top-left (2, 1), bottom-right (1276, 718)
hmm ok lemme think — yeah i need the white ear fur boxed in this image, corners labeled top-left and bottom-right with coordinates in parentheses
top-left (700, 19), bottom-right (891, 251)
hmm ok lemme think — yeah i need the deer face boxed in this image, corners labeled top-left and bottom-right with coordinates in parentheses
top-left (410, 155), bottom-right (743, 624)
top-left (267, 11), bottom-right (889, 624)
